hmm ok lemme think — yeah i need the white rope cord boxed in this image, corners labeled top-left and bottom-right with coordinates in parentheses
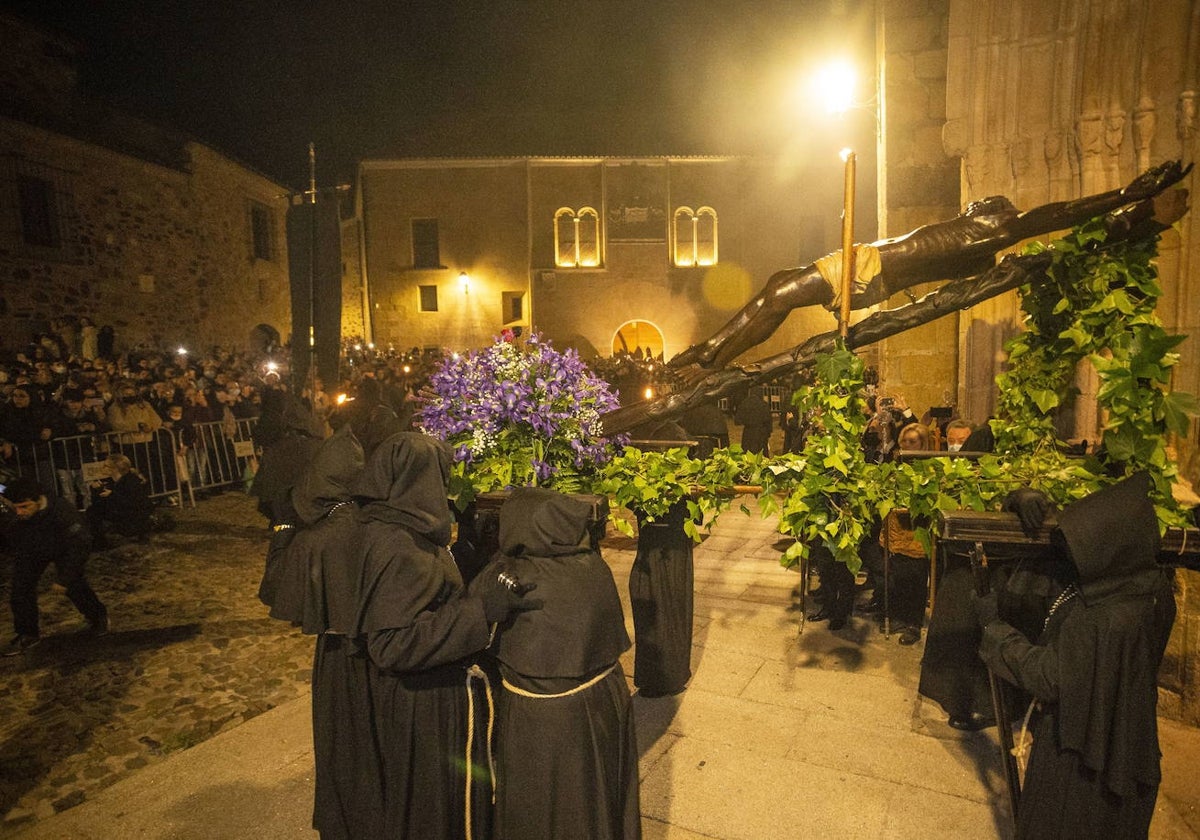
top-left (463, 663), bottom-right (496, 840)
top-left (501, 663), bottom-right (616, 699)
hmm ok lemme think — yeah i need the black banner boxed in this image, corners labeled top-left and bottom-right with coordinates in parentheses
top-left (286, 198), bottom-right (342, 390)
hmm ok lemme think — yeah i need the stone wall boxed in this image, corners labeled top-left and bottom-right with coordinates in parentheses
top-left (872, 0), bottom-right (960, 417)
top-left (932, 0), bottom-right (1200, 724)
top-left (0, 119), bottom-right (291, 355)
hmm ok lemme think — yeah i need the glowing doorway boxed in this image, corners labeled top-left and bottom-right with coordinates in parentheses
top-left (611, 320), bottom-right (665, 359)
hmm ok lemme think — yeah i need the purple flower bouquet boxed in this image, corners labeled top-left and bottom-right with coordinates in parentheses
top-left (417, 332), bottom-right (627, 503)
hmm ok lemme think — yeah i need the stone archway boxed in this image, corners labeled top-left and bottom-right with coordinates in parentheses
top-left (611, 319), bottom-right (665, 359)
top-left (249, 323), bottom-right (281, 355)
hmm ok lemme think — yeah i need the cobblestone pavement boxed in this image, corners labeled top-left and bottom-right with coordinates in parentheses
top-left (0, 492), bottom-right (313, 837)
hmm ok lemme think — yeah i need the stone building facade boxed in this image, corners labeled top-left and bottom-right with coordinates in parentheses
top-left (0, 14), bottom-right (292, 356)
top-left (356, 156), bottom-right (864, 364)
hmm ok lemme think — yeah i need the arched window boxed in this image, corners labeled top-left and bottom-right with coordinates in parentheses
top-left (554, 206), bottom-right (601, 267)
top-left (672, 206), bottom-right (718, 267)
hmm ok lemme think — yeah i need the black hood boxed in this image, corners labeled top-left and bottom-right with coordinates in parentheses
top-left (291, 425), bottom-right (364, 526)
top-left (483, 486), bottom-right (629, 679)
top-left (499, 486), bottom-right (592, 557)
top-left (1052, 471), bottom-right (1162, 604)
top-left (355, 432), bottom-right (453, 545)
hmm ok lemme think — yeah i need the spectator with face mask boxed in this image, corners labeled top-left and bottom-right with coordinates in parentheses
top-left (944, 419), bottom-right (974, 452)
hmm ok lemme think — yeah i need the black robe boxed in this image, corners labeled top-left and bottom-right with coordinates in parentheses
top-left (978, 472), bottom-right (1175, 839)
top-left (259, 429), bottom-right (494, 840)
top-left (471, 487), bottom-right (640, 840)
top-left (918, 547), bottom-right (1070, 722)
top-left (318, 432), bottom-right (492, 840)
top-left (630, 501), bottom-right (694, 695)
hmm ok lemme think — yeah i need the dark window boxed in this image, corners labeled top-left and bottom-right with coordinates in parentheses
top-left (18, 175), bottom-right (60, 248)
top-left (250, 201), bottom-right (274, 260)
top-left (509, 294), bottom-right (523, 322)
top-left (412, 219), bottom-right (441, 268)
top-left (419, 284), bottom-right (439, 312)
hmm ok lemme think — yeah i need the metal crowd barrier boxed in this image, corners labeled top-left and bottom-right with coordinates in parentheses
top-left (3, 417), bottom-right (259, 510)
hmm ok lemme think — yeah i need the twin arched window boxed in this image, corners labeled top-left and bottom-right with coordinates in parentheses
top-left (673, 206), bottom-right (717, 266)
top-left (554, 207), bottom-right (601, 267)
top-left (553, 205), bottom-right (717, 267)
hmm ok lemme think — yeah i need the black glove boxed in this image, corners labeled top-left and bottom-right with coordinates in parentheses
top-left (1002, 488), bottom-right (1051, 538)
top-left (972, 590), bottom-right (999, 628)
top-left (480, 581), bottom-right (543, 624)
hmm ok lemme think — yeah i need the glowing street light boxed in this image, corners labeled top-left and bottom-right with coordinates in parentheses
top-left (814, 59), bottom-right (857, 114)
top-left (459, 271), bottom-right (471, 294)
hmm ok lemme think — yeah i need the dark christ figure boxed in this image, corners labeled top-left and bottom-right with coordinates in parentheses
top-left (669, 160), bottom-right (1191, 374)
top-left (595, 161), bottom-right (1190, 435)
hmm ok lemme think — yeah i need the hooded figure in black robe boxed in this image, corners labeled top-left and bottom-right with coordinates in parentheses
top-left (250, 392), bottom-right (325, 526)
top-left (256, 423), bottom-right (363, 633)
top-left (470, 487), bottom-right (641, 840)
top-left (260, 429), bottom-right (535, 840)
top-left (976, 472), bottom-right (1176, 839)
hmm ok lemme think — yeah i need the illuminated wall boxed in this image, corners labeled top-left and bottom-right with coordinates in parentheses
top-left (358, 155), bottom-right (855, 362)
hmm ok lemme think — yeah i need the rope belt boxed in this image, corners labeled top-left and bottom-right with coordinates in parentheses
top-left (501, 663), bottom-right (616, 699)
top-left (463, 663), bottom-right (496, 840)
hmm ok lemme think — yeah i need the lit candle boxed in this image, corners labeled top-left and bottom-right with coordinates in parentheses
top-left (839, 148), bottom-right (857, 338)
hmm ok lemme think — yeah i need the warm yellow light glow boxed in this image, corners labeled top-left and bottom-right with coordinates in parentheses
top-left (266, 361), bottom-right (278, 372)
top-left (335, 393), bottom-right (349, 405)
top-left (643, 387), bottom-right (654, 401)
top-left (840, 147), bottom-right (854, 162)
top-left (459, 271), bottom-right (471, 294)
top-left (814, 59), bottom-right (856, 114)
top-left (402, 364), bottom-right (411, 374)
top-left (176, 346), bottom-right (187, 355)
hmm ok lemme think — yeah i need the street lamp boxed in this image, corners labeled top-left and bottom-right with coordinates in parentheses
top-left (459, 271), bottom-right (471, 295)
top-left (814, 59), bottom-right (857, 115)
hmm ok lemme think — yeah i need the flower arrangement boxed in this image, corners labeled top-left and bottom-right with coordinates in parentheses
top-left (417, 331), bottom-right (627, 506)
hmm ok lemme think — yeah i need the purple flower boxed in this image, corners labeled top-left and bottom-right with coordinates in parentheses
top-left (417, 332), bottom-right (624, 488)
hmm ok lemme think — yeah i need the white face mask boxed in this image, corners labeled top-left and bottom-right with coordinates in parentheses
top-left (947, 443), bottom-right (963, 452)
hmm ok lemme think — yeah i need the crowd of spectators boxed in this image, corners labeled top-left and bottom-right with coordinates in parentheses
top-left (0, 326), bottom-right (464, 512)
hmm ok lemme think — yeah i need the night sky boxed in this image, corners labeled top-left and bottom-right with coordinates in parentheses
top-left (5, 0), bottom-right (876, 191)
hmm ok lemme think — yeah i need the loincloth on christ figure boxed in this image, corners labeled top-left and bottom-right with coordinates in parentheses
top-left (814, 243), bottom-right (883, 312)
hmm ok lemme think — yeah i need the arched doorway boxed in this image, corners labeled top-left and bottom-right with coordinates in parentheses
top-left (611, 320), bottom-right (665, 359)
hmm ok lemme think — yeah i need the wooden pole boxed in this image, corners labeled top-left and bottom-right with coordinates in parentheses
top-left (839, 149), bottom-right (857, 338)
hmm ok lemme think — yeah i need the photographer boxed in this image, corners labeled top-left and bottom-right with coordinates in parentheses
top-left (86, 453), bottom-right (154, 548)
